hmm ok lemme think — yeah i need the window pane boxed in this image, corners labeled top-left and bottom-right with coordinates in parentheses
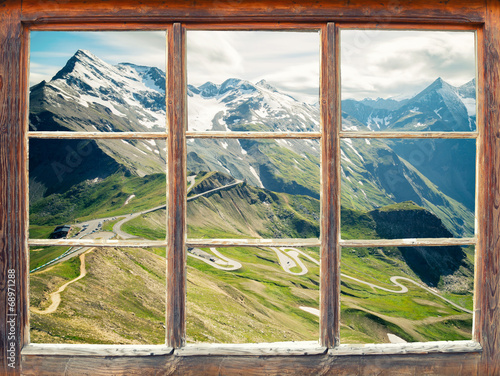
top-left (187, 138), bottom-right (320, 239)
top-left (341, 30), bottom-right (476, 132)
top-left (340, 246), bottom-right (474, 344)
top-left (30, 246), bottom-right (166, 344)
top-left (30, 31), bottom-right (166, 132)
top-left (186, 246), bottom-right (319, 343)
top-left (187, 30), bottom-right (320, 132)
top-left (29, 139), bottom-right (167, 240)
top-left (340, 138), bottom-right (475, 239)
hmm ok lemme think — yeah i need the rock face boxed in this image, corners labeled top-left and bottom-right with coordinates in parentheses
top-left (370, 201), bottom-right (469, 287)
top-left (29, 49), bottom-right (475, 237)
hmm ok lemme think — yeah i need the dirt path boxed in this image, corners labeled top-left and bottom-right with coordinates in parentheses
top-left (31, 248), bottom-right (94, 315)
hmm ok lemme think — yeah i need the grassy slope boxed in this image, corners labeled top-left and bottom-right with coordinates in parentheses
top-left (29, 173), bottom-right (473, 344)
top-left (30, 247), bottom-right (166, 344)
top-left (30, 171), bottom-right (166, 226)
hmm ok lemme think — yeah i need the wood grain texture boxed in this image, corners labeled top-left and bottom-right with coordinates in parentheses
top-left (319, 23), bottom-right (340, 348)
top-left (20, 0), bottom-right (485, 24)
top-left (476, 1), bottom-right (500, 374)
top-left (28, 131), bottom-right (169, 139)
top-left (21, 351), bottom-right (480, 375)
top-left (166, 23), bottom-right (187, 349)
top-left (330, 340), bottom-right (482, 356)
top-left (185, 131), bottom-right (322, 139)
top-left (28, 238), bottom-right (321, 248)
top-left (28, 131), bottom-right (322, 139)
top-left (186, 238), bottom-right (321, 247)
top-left (0, 1), bottom-right (25, 375)
top-left (0, 0), bottom-right (493, 375)
top-left (340, 131), bottom-right (478, 139)
top-left (21, 344), bottom-right (173, 357)
top-left (341, 237), bottom-right (476, 248)
top-left (175, 341), bottom-right (326, 356)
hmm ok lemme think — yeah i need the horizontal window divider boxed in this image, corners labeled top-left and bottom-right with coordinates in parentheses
top-left (21, 344), bottom-right (174, 357)
top-left (186, 131), bottom-right (322, 139)
top-left (28, 131), bottom-right (168, 139)
top-left (28, 239), bottom-right (167, 248)
top-left (175, 341), bottom-right (326, 357)
top-left (340, 131), bottom-right (478, 139)
top-left (186, 238), bottom-right (321, 247)
top-left (340, 237), bottom-right (476, 248)
top-left (329, 340), bottom-right (482, 357)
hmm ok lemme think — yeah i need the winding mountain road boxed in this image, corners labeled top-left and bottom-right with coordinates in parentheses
top-left (268, 247), bottom-right (472, 314)
top-left (32, 175), bottom-right (471, 317)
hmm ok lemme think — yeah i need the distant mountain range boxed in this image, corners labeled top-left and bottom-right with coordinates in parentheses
top-left (29, 49), bottom-right (475, 237)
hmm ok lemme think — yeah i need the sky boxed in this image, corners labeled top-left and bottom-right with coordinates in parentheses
top-left (30, 31), bottom-right (167, 87)
top-left (30, 29), bottom-right (475, 103)
top-left (341, 30), bottom-right (476, 100)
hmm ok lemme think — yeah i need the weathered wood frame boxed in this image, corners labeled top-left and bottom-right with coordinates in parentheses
top-left (1, 0), bottom-right (499, 375)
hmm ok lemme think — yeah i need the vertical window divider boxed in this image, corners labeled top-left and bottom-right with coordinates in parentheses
top-left (320, 22), bottom-right (341, 348)
top-left (166, 22), bottom-right (187, 348)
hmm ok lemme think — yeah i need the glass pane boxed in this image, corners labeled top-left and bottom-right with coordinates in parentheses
top-left (30, 31), bottom-right (166, 132)
top-left (29, 139), bottom-right (166, 241)
top-left (30, 246), bottom-right (166, 344)
top-left (340, 246), bottom-right (474, 344)
top-left (187, 30), bottom-right (320, 132)
top-left (186, 138), bottom-right (320, 239)
top-left (340, 138), bottom-right (475, 239)
top-left (187, 246), bottom-right (319, 343)
top-left (341, 30), bottom-right (476, 132)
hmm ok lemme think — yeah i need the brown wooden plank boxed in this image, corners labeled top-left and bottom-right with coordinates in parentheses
top-left (186, 238), bottom-right (320, 247)
top-left (330, 340), bottom-right (482, 356)
top-left (21, 351), bottom-right (480, 375)
top-left (337, 22), bottom-right (481, 30)
top-left (0, 1), bottom-right (25, 375)
top-left (186, 131), bottom-right (322, 139)
top-left (22, 344), bottom-right (173, 357)
top-left (27, 238), bottom-right (321, 248)
top-left (341, 237), bottom-right (476, 248)
top-left (28, 132), bottom-right (169, 139)
top-left (166, 22), bottom-right (186, 349)
top-left (340, 131), bottom-right (478, 139)
top-left (27, 239), bottom-right (169, 247)
top-left (476, 1), bottom-right (500, 374)
top-left (175, 341), bottom-right (326, 356)
top-left (20, 0), bottom-right (485, 24)
top-left (319, 22), bottom-right (340, 349)
top-left (28, 131), bottom-right (322, 139)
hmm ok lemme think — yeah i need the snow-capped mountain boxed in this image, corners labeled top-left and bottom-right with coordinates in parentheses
top-left (187, 78), bottom-right (319, 132)
top-left (30, 49), bottom-right (166, 132)
top-left (29, 50), bottom-right (475, 236)
top-left (342, 77), bottom-right (476, 132)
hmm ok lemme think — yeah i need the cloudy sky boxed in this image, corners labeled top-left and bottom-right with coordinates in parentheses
top-left (30, 29), bottom-right (475, 103)
top-left (341, 30), bottom-right (476, 100)
top-left (187, 30), bottom-right (320, 103)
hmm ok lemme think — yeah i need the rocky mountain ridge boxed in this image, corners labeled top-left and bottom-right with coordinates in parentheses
top-left (29, 50), bottom-right (475, 237)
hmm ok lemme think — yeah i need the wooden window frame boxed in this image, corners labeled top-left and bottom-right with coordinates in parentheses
top-left (1, 0), bottom-right (499, 374)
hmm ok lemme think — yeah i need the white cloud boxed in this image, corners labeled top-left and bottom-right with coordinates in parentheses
top-left (341, 30), bottom-right (476, 100)
top-left (187, 31), bottom-right (244, 85)
top-left (187, 30), bottom-right (320, 103)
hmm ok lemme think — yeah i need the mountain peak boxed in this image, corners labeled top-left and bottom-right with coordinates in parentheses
top-left (51, 49), bottom-right (109, 82)
top-left (74, 49), bottom-right (97, 60)
top-left (255, 79), bottom-right (278, 92)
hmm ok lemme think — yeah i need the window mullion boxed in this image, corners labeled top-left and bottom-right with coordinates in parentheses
top-left (320, 22), bottom-right (341, 348)
top-left (166, 22), bottom-right (187, 349)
